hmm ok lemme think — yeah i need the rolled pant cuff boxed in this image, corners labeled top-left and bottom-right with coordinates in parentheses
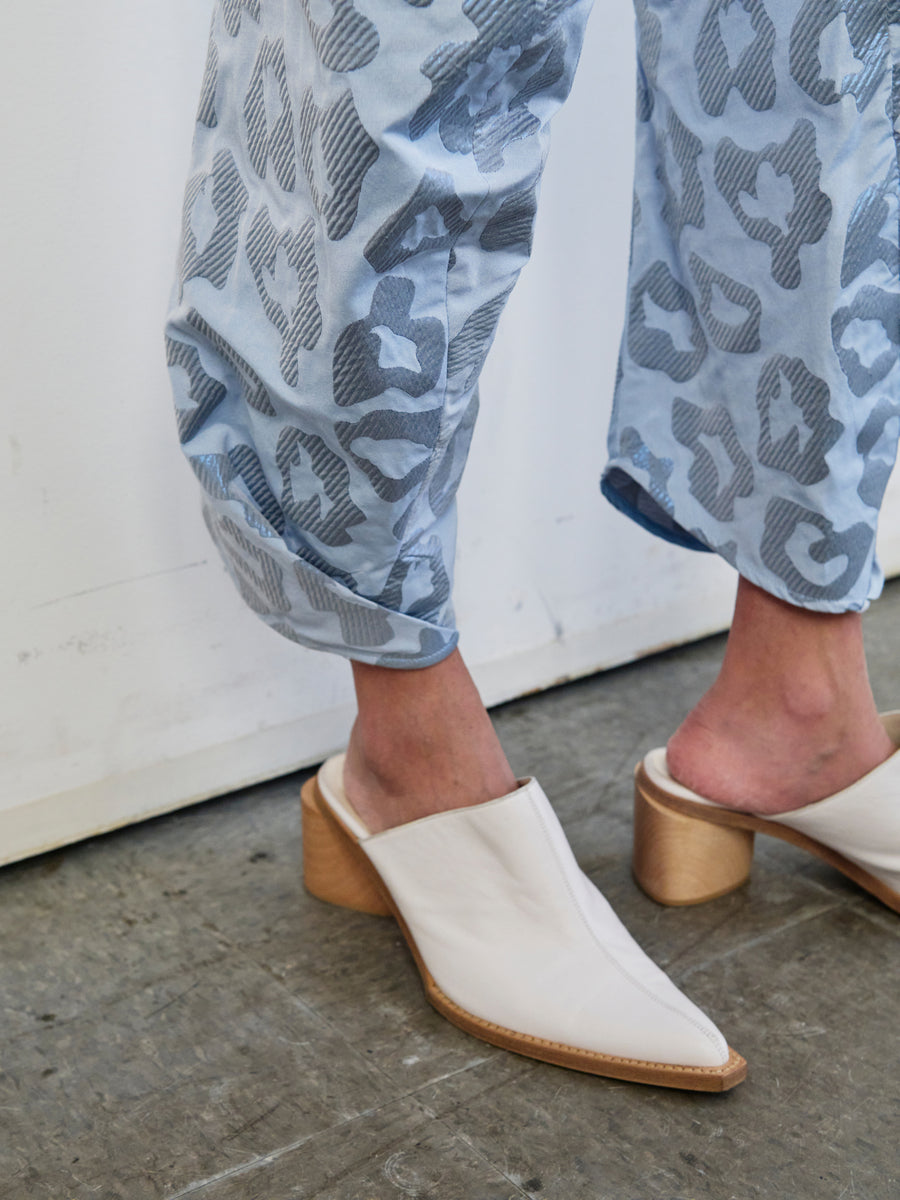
top-left (202, 498), bottom-right (459, 669)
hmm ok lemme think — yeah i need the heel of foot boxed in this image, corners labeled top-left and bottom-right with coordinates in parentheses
top-left (633, 767), bottom-right (754, 906)
top-left (301, 779), bottom-right (391, 916)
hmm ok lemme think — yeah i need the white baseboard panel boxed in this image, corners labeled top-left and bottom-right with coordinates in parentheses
top-left (0, 702), bottom-right (355, 869)
top-left (0, 591), bottom-right (737, 868)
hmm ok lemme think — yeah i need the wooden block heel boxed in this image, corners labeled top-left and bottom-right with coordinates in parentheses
top-left (633, 764), bottom-right (755, 906)
top-left (301, 778), bottom-right (391, 916)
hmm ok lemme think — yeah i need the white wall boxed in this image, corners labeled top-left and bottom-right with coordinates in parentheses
top-left (4, 2), bottom-right (899, 865)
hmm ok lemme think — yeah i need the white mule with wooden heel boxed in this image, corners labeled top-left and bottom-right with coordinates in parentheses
top-left (302, 755), bottom-right (746, 1091)
top-left (634, 711), bottom-right (900, 913)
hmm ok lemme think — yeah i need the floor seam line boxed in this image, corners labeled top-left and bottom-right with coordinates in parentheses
top-left (676, 899), bottom-right (845, 981)
top-left (160, 1095), bottom-right (421, 1200)
top-left (421, 1106), bottom-right (534, 1199)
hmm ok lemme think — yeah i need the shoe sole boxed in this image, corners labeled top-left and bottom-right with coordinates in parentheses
top-left (634, 761), bottom-right (900, 914)
top-left (302, 776), bottom-right (747, 1092)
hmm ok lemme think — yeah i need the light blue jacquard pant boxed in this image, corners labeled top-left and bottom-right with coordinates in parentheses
top-left (165, 0), bottom-right (900, 667)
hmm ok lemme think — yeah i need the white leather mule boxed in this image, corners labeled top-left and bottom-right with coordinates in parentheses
top-left (634, 712), bottom-right (900, 912)
top-left (301, 756), bottom-right (746, 1091)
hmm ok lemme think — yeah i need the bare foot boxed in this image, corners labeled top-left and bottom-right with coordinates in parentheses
top-left (666, 578), bottom-right (895, 816)
top-left (343, 649), bottom-right (518, 833)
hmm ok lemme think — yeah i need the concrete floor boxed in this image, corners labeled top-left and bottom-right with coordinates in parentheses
top-left (4, 583), bottom-right (900, 1200)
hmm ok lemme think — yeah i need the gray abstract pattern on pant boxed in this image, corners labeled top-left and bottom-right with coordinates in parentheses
top-left (603, 0), bottom-right (900, 612)
top-left (165, 0), bottom-right (900, 672)
top-left (165, 0), bottom-right (593, 666)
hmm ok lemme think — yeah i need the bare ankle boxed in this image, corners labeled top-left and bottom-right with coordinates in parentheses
top-left (343, 650), bottom-right (517, 832)
top-left (666, 579), bottom-right (893, 814)
top-left (343, 722), bottom-right (517, 833)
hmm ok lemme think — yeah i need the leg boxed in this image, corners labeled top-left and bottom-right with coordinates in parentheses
top-left (604, 1), bottom-right (900, 904)
top-left (345, 648), bottom-right (516, 833)
top-left (165, 0), bottom-right (585, 820)
top-left (167, 1), bottom-right (745, 1087)
top-left (667, 575), bottom-right (894, 814)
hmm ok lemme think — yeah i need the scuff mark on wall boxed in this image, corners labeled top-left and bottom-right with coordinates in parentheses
top-left (33, 560), bottom-right (208, 610)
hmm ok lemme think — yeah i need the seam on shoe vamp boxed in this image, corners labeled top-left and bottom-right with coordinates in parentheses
top-left (531, 796), bottom-right (728, 1062)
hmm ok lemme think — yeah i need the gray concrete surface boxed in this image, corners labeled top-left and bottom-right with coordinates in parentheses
top-left (3, 581), bottom-right (900, 1199)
